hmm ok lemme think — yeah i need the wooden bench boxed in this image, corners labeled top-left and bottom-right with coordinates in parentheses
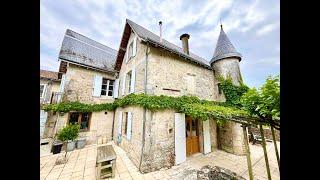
top-left (96, 145), bottom-right (117, 179)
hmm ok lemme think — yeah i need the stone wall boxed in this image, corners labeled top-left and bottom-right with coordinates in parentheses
top-left (218, 121), bottom-right (246, 155)
top-left (113, 105), bottom-right (144, 168)
top-left (248, 126), bottom-right (280, 141)
top-left (43, 110), bottom-right (114, 145)
top-left (63, 64), bottom-right (116, 104)
top-left (140, 109), bottom-right (176, 173)
top-left (118, 31), bottom-right (147, 98)
top-left (209, 119), bottom-right (218, 149)
top-left (147, 47), bottom-right (218, 101)
top-left (212, 58), bottom-right (242, 86)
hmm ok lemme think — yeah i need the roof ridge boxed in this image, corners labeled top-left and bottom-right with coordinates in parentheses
top-left (66, 29), bottom-right (118, 53)
top-left (126, 19), bottom-right (208, 62)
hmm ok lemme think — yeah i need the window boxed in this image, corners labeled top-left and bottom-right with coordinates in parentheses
top-left (129, 41), bottom-right (134, 59)
top-left (40, 84), bottom-right (46, 98)
top-left (217, 83), bottom-right (222, 94)
top-left (101, 78), bottom-right (115, 97)
top-left (127, 71), bottom-right (132, 93)
top-left (68, 112), bottom-right (91, 131)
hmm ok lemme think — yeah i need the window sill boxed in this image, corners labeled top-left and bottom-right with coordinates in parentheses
top-left (99, 96), bottom-right (114, 100)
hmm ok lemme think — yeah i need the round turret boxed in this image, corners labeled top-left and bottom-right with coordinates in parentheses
top-left (211, 25), bottom-right (243, 86)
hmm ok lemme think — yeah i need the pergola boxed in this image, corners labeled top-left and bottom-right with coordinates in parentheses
top-left (221, 116), bottom-right (280, 180)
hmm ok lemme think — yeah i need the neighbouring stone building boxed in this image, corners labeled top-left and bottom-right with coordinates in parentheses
top-left (44, 19), bottom-right (249, 173)
top-left (40, 70), bottom-right (61, 138)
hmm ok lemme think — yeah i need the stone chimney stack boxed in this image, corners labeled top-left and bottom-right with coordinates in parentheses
top-left (180, 33), bottom-right (190, 55)
top-left (159, 21), bottom-right (163, 43)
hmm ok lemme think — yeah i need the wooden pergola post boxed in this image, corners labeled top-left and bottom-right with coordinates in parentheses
top-left (259, 124), bottom-right (272, 180)
top-left (271, 126), bottom-right (280, 171)
top-left (242, 124), bottom-right (254, 180)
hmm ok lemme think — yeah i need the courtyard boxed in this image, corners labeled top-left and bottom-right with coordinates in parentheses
top-left (40, 141), bottom-right (279, 180)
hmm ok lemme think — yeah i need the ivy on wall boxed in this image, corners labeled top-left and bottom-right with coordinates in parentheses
top-left (218, 77), bottom-right (249, 108)
top-left (43, 93), bottom-right (250, 124)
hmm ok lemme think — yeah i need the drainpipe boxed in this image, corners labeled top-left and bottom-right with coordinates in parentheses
top-left (111, 73), bottom-right (119, 141)
top-left (139, 42), bottom-right (149, 172)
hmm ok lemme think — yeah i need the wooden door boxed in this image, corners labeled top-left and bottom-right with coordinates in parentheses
top-left (186, 117), bottom-right (200, 156)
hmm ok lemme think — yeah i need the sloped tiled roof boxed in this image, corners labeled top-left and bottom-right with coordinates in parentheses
top-left (59, 29), bottom-right (118, 72)
top-left (210, 26), bottom-right (242, 64)
top-left (40, 70), bottom-right (60, 81)
top-left (126, 19), bottom-right (211, 68)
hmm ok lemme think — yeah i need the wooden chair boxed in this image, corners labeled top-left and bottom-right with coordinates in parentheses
top-left (250, 132), bottom-right (262, 145)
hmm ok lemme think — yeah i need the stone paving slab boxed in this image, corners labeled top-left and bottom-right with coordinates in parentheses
top-left (40, 141), bottom-right (279, 180)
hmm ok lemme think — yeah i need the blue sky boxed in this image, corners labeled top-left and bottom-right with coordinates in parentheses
top-left (40, 0), bottom-right (279, 88)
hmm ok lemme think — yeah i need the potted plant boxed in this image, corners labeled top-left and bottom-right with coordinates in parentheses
top-left (56, 123), bottom-right (80, 160)
top-left (76, 137), bottom-right (86, 149)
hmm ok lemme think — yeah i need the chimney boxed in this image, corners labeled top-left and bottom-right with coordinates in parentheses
top-left (180, 33), bottom-right (190, 55)
top-left (159, 21), bottom-right (163, 43)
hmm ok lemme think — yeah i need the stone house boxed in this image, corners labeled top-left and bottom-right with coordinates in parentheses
top-left (43, 29), bottom-right (118, 143)
top-left (45, 19), bottom-right (247, 173)
top-left (112, 19), bottom-right (245, 173)
top-left (40, 70), bottom-right (60, 138)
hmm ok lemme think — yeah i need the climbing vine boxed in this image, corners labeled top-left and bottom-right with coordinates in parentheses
top-left (218, 77), bottom-right (249, 108)
top-left (42, 78), bottom-right (254, 126)
top-left (42, 93), bottom-right (251, 124)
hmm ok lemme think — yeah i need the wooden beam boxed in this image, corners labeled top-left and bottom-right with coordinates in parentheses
top-left (271, 126), bottom-right (280, 171)
top-left (242, 125), bottom-right (254, 180)
top-left (259, 124), bottom-right (272, 180)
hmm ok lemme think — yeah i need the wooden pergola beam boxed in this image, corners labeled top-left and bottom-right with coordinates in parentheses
top-left (242, 124), bottom-right (254, 180)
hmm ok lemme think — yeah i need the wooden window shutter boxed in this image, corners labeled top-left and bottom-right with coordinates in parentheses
top-left (130, 67), bottom-right (136, 93)
top-left (121, 75), bottom-right (126, 96)
top-left (113, 79), bottom-right (120, 98)
top-left (118, 111), bottom-right (123, 136)
top-left (92, 75), bottom-right (102, 97)
top-left (59, 74), bottom-right (66, 93)
top-left (127, 112), bottom-right (133, 140)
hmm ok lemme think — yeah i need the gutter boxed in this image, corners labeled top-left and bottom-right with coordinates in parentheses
top-left (139, 42), bottom-right (149, 172)
top-left (59, 57), bottom-right (119, 74)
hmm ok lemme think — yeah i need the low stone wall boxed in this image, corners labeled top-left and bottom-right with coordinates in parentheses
top-left (248, 126), bottom-right (280, 141)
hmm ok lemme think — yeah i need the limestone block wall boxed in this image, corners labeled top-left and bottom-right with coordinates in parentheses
top-left (113, 106), bottom-right (144, 168)
top-left (219, 121), bottom-right (246, 155)
top-left (212, 58), bottom-right (242, 86)
top-left (147, 47), bottom-right (218, 101)
top-left (44, 111), bottom-right (114, 145)
top-left (63, 64), bottom-right (116, 104)
top-left (140, 109), bottom-right (176, 173)
top-left (209, 119), bottom-right (218, 149)
top-left (118, 31), bottom-right (147, 97)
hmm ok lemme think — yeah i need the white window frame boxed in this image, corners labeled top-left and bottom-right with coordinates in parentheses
top-left (101, 78), bottom-right (115, 97)
top-left (126, 36), bottom-right (136, 63)
top-left (40, 84), bottom-right (47, 98)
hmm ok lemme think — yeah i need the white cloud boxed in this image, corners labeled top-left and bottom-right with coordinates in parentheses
top-left (256, 22), bottom-right (279, 36)
top-left (40, 0), bottom-right (280, 88)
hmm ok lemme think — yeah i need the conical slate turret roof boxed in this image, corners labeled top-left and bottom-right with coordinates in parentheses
top-left (210, 25), bottom-right (242, 64)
